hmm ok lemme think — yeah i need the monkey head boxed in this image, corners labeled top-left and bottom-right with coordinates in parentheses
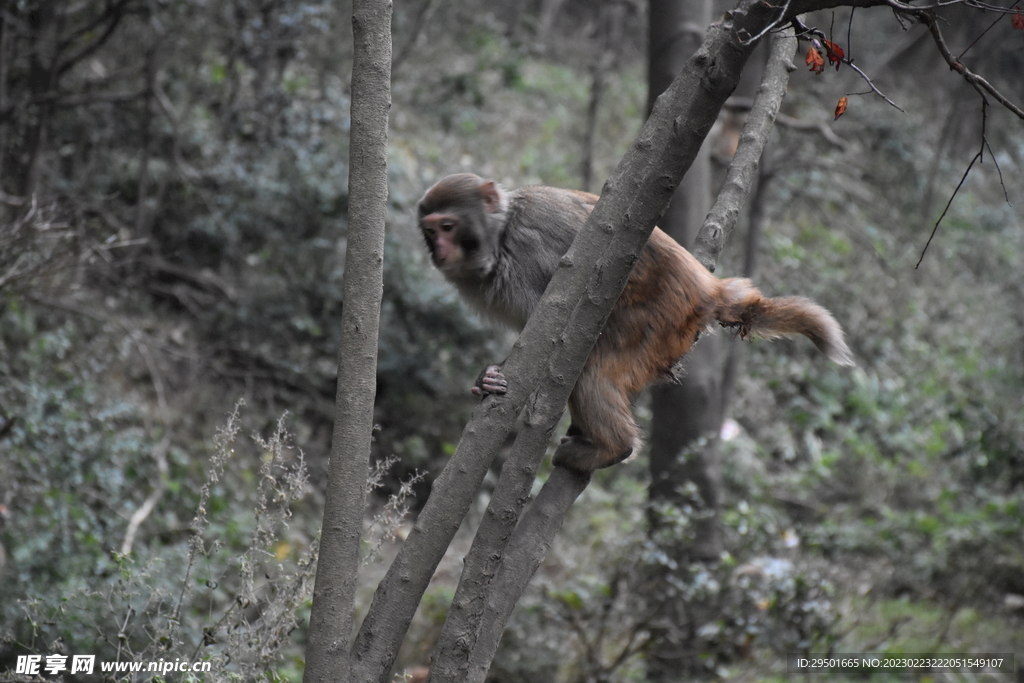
top-left (417, 173), bottom-right (507, 282)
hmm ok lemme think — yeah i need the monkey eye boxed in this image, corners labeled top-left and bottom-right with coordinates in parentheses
top-left (440, 222), bottom-right (455, 232)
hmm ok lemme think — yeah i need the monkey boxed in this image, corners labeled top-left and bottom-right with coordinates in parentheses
top-left (417, 173), bottom-right (854, 473)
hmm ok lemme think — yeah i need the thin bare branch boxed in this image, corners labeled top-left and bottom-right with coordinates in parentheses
top-left (955, 4), bottom-right (1008, 60)
top-left (916, 149), bottom-right (979, 267)
top-left (917, 99), bottom-right (998, 267)
top-left (983, 137), bottom-right (1010, 204)
top-left (738, 0), bottom-right (792, 44)
top-left (119, 331), bottom-right (172, 556)
top-left (845, 60), bottom-right (906, 112)
top-left (792, 16), bottom-right (906, 112)
top-left (919, 11), bottom-right (1024, 119)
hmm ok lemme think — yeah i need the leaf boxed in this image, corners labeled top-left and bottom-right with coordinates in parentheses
top-left (834, 96), bottom-right (848, 120)
top-left (823, 40), bottom-right (845, 70)
top-left (1013, 9), bottom-right (1024, 30)
top-left (805, 46), bottom-right (825, 74)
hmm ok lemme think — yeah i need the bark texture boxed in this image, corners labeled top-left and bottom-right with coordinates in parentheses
top-left (303, 2), bottom-right (392, 682)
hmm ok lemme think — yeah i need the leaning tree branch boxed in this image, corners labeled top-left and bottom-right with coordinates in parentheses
top-left (463, 26), bottom-right (799, 683)
top-left (693, 27), bottom-right (798, 270)
top-left (425, 400), bottom-right (565, 682)
top-left (463, 467), bottom-right (592, 683)
top-left (348, 1), bottom-right (798, 680)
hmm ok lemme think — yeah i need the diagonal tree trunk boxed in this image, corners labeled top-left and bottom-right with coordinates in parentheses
top-left (349, 0), bottom-right (882, 679)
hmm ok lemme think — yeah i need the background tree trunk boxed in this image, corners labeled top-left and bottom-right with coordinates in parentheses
top-left (646, 0), bottom-right (722, 565)
top-left (350, 3), bottom-right (779, 677)
top-left (303, 2), bottom-right (392, 682)
top-left (646, 0), bottom-right (721, 675)
top-left (646, 1), bottom-right (782, 672)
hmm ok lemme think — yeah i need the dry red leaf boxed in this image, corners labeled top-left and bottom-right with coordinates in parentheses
top-left (823, 40), bottom-right (845, 70)
top-left (806, 46), bottom-right (825, 74)
top-left (835, 96), bottom-right (849, 120)
top-left (1012, 9), bottom-right (1024, 30)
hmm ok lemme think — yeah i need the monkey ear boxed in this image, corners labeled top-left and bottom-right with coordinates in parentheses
top-left (479, 180), bottom-right (503, 213)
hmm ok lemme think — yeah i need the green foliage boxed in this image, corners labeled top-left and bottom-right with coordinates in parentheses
top-left (0, 304), bottom-right (155, 610)
top-left (2, 0), bottom-right (1024, 680)
top-left (1, 396), bottom-right (316, 683)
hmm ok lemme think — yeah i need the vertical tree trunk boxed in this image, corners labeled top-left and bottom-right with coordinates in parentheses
top-left (581, 0), bottom-right (626, 193)
top-left (645, 0), bottom-right (720, 677)
top-left (646, 0), bottom-right (721, 548)
top-left (349, 0), bottom-right (781, 677)
top-left (646, 25), bottom-right (793, 679)
top-left (303, 2), bottom-right (392, 682)
top-left (646, 0), bottom-right (722, 553)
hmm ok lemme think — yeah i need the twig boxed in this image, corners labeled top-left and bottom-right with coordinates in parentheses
top-left (916, 147), bottom-right (980, 267)
top-left (915, 8), bottom-right (1024, 119)
top-left (847, 8), bottom-right (855, 60)
top-left (844, 60), bottom-right (906, 112)
top-left (880, 4), bottom-right (1024, 120)
top-left (737, 0), bottom-right (792, 44)
top-left (916, 99), bottom-right (990, 267)
top-left (983, 137), bottom-right (1010, 204)
top-left (792, 16), bottom-right (906, 113)
top-left (955, 4), bottom-right (1009, 60)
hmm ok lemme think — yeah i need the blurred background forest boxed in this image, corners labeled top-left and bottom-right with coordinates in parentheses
top-left (0, 0), bottom-right (1022, 681)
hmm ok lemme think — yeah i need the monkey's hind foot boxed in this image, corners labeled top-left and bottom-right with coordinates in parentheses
top-left (472, 364), bottom-right (508, 397)
top-left (552, 436), bottom-right (633, 473)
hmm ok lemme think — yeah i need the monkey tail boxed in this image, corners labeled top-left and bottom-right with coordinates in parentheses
top-left (715, 278), bottom-right (855, 366)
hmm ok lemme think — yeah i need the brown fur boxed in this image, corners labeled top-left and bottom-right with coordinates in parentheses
top-left (418, 174), bottom-right (854, 472)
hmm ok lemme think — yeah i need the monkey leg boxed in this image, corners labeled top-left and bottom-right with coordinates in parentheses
top-left (553, 369), bottom-right (638, 472)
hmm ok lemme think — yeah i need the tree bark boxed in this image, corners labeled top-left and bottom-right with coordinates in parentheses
top-left (645, 0), bottom-right (722, 577)
top-left (463, 467), bottom-right (592, 683)
top-left (646, 7), bottom-right (724, 661)
top-left (581, 0), bottom-right (626, 193)
top-left (349, 0), bottom-right (878, 679)
top-left (303, 2), bottom-right (392, 683)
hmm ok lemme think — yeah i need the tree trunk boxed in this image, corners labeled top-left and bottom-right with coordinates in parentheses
top-left (350, 0), bottom-right (815, 677)
top-left (645, 0), bottom-right (722, 677)
top-left (581, 0), bottom-right (626, 193)
top-left (303, 2), bottom-right (391, 682)
top-left (646, 0), bottom-right (723, 558)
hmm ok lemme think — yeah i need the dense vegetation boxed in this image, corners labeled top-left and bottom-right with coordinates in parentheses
top-left (1, 0), bottom-right (1021, 681)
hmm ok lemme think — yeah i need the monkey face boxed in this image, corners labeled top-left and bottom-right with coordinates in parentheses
top-left (419, 212), bottom-right (454, 265)
top-left (417, 173), bottom-right (505, 282)
top-left (420, 212), bottom-right (470, 274)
